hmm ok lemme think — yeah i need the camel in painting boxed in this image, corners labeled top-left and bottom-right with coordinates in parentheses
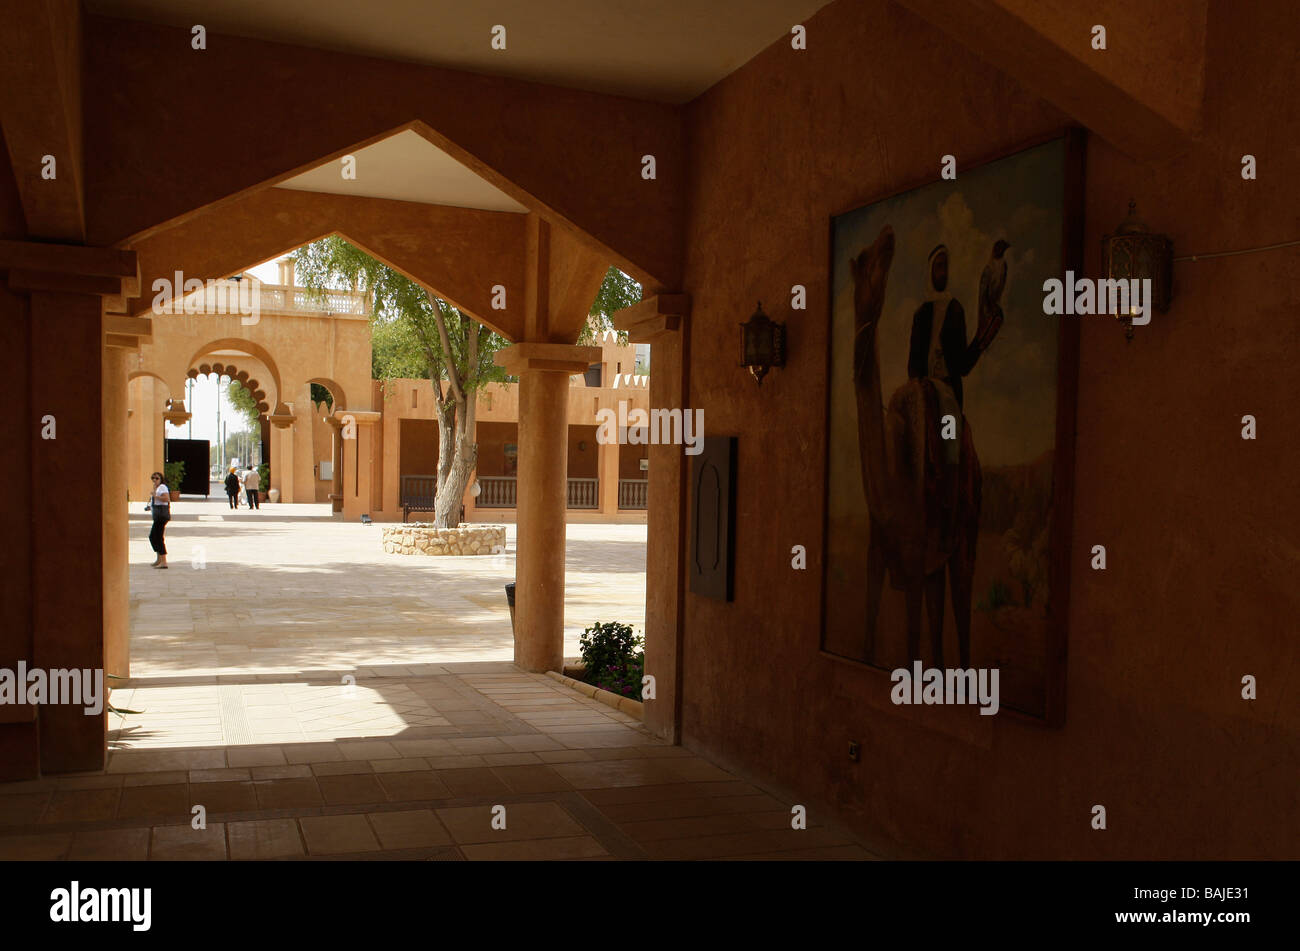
top-left (848, 225), bottom-right (982, 667)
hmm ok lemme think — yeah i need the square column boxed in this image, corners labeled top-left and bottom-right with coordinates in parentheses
top-left (613, 295), bottom-right (691, 743)
top-left (269, 406), bottom-right (296, 503)
top-left (102, 343), bottom-right (130, 679)
top-left (292, 385), bottom-right (318, 503)
top-left (31, 290), bottom-right (107, 772)
top-left (0, 240), bottom-right (139, 778)
top-left (327, 415), bottom-right (345, 513)
top-left (598, 432), bottom-right (620, 515)
top-left (339, 411), bottom-right (381, 521)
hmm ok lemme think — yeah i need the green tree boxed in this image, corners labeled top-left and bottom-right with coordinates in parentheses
top-left (310, 383), bottom-right (334, 409)
top-left (226, 380), bottom-right (260, 428)
top-left (292, 242), bottom-right (643, 527)
top-left (586, 266), bottom-right (641, 339)
top-left (293, 236), bottom-right (512, 527)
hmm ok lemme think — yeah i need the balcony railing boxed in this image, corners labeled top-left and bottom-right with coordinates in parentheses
top-left (618, 479), bottom-right (648, 510)
top-left (475, 476), bottom-right (603, 510)
top-left (173, 282), bottom-right (370, 317)
top-left (477, 476), bottom-right (517, 508)
top-left (260, 285), bottom-right (370, 315)
top-left (567, 478), bottom-right (598, 510)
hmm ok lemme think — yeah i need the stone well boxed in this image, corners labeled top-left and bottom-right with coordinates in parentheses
top-left (382, 523), bottom-right (507, 556)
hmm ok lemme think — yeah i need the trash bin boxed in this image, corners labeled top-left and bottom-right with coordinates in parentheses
top-left (504, 582), bottom-right (516, 634)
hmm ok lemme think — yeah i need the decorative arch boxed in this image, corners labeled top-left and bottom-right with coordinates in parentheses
top-left (305, 376), bottom-right (347, 412)
top-left (186, 338), bottom-right (283, 411)
top-left (127, 369), bottom-right (171, 388)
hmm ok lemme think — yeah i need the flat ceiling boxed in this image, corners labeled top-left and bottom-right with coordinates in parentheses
top-left (86, 0), bottom-right (832, 103)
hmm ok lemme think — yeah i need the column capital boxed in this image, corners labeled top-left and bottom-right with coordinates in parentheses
top-left (495, 342), bottom-right (601, 375)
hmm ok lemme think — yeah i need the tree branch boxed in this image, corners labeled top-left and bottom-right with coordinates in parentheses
top-left (426, 290), bottom-right (465, 405)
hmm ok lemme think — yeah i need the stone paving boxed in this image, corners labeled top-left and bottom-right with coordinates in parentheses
top-left (0, 500), bottom-right (874, 860)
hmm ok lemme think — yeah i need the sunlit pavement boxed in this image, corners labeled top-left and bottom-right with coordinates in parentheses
top-left (0, 500), bottom-right (872, 860)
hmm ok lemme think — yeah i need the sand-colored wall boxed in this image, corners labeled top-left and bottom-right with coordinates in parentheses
top-left (671, 0), bottom-right (1298, 859)
top-left (375, 337), bottom-right (652, 523)
top-left (127, 296), bottom-right (371, 504)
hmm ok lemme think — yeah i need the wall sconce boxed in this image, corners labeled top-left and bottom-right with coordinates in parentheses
top-left (740, 301), bottom-right (785, 386)
top-left (1101, 200), bottom-right (1172, 340)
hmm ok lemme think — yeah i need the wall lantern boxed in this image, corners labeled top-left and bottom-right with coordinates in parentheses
top-left (1101, 200), bottom-right (1172, 340)
top-left (740, 301), bottom-right (785, 386)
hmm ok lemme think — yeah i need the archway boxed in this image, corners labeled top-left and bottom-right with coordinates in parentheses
top-left (125, 371), bottom-right (172, 502)
top-left (302, 378), bottom-right (345, 505)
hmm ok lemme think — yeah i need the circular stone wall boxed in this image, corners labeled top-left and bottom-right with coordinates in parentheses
top-left (382, 523), bottom-right (507, 556)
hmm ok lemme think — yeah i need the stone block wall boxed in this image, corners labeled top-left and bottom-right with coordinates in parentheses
top-left (382, 523), bottom-right (506, 556)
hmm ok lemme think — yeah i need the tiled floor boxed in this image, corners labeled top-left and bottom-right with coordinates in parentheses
top-left (0, 504), bottom-right (875, 860)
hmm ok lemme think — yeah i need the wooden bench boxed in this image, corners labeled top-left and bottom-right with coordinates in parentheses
top-left (401, 474), bottom-right (437, 523)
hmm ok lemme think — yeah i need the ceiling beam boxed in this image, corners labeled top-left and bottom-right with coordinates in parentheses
top-left (82, 15), bottom-right (685, 289)
top-left (0, 0), bottom-right (86, 240)
top-left (120, 188), bottom-right (528, 340)
top-left (893, 0), bottom-right (1206, 160)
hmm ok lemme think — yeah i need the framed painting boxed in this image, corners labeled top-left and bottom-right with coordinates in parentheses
top-left (820, 130), bottom-right (1084, 723)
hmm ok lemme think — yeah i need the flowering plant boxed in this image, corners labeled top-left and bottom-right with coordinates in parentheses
top-left (579, 621), bottom-right (645, 701)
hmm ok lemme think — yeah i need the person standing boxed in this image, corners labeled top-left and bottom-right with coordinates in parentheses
top-left (245, 464), bottom-right (261, 510)
top-left (224, 466), bottom-right (241, 509)
top-left (147, 471), bottom-right (171, 568)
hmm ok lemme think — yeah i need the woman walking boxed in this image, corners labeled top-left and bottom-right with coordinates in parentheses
top-left (147, 471), bottom-right (171, 568)
top-left (224, 466), bottom-right (241, 509)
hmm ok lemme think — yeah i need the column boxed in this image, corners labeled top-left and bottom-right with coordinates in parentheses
top-left (0, 240), bottom-right (140, 776)
top-left (612, 294), bottom-right (691, 743)
top-left (292, 385), bottom-right (316, 503)
top-left (269, 403), bottom-right (297, 503)
top-left (31, 290), bottom-right (107, 772)
top-left (339, 411), bottom-right (381, 521)
top-left (597, 429), bottom-right (620, 516)
top-left (0, 285), bottom-right (37, 779)
top-left (330, 417), bottom-right (344, 513)
top-left (102, 344), bottom-right (130, 678)
top-left (496, 342), bottom-right (601, 673)
top-left (516, 370), bottom-right (568, 671)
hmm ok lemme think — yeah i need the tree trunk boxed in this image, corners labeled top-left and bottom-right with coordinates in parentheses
top-left (435, 393), bottom-right (455, 495)
top-left (435, 394), bottom-right (477, 528)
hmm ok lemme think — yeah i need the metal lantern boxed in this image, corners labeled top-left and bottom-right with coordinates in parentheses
top-left (1101, 200), bottom-right (1172, 340)
top-left (740, 301), bottom-right (786, 386)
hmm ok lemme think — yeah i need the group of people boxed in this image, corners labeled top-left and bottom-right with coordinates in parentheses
top-left (144, 464), bottom-right (263, 570)
top-left (224, 465), bottom-right (262, 510)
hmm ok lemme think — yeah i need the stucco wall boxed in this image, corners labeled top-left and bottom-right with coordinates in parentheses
top-left (676, 0), bottom-right (1298, 858)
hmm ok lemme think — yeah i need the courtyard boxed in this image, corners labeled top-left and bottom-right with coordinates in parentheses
top-left (0, 504), bottom-right (874, 861)
top-left (125, 498), bottom-right (647, 681)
